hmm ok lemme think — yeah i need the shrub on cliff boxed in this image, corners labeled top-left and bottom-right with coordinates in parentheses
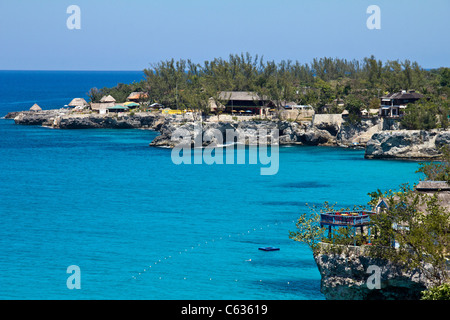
top-left (422, 283), bottom-right (450, 300)
top-left (400, 99), bottom-right (449, 130)
top-left (290, 183), bottom-right (450, 287)
top-left (368, 185), bottom-right (450, 286)
top-left (416, 145), bottom-right (450, 183)
top-left (288, 202), bottom-right (369, 252)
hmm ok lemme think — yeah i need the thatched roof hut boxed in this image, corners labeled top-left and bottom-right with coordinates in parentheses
top-left (68, 98), bottom-right (88, 107)
top-left (127, 92), bottom-right (148, 102)
top-left (415, 181), bottom-right (450, 211)
top-left (100, 95), bottom-right (116, 103)
top-left (91, 95), bottom-right (117, 113)
top-left (30, 103), bottom-right (42, 111)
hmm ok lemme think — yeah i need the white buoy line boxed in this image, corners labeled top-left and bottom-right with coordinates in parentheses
top-left (130, 218), bottom-right (297, 281)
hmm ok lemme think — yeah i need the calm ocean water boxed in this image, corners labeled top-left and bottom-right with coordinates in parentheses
top-left (0, 71), bottom-right (422, 299)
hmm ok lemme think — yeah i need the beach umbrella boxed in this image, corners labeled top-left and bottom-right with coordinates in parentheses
top-left (245, 110), bottom-right (252, 113)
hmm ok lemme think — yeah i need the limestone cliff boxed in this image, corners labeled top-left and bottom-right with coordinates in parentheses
top-left (12, 109), bottom-right (449, 160)
top-left (12, 110), bottom-right (166, 130)
top-left (314, 244), bottom-right (431, 300)
top-left (365, 130), bottom-right (450, 160)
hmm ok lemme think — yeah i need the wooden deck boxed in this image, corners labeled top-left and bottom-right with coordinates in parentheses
top-left (320, 211), bottom-right (376, 227)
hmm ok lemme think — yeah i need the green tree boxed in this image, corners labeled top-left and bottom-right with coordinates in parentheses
top-left (87, 87), bottom-right (102, 103)
top-left (344, 94), bottom-right (364, 124)
top-left (400, 100), bottom-right (439, 130)
top-left (368, 184), bottom-right (450, 286)
top-left (90, 53), bottom-right (446, 122)
top-left (416, 145), bottom-right (450, 183)
top-left (288, 211), bottom-right (326, 252)
top-left (439, 68), bottom-right (450, 87)
top-left (289, 202), bottom-right (369, 251)
top-left (422, 283), bottom-right (450, 300)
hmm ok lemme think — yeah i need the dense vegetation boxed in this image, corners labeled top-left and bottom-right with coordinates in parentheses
top-left (417, 145), bottom-right (450, 183)
top-left (289, 151), bottom-right (450, 297)
top-left (87, 53), bottom-right (450, 128)
top-left (367, 185), bottom-right (450, 287)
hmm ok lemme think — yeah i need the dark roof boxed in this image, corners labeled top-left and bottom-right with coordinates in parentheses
top-left (381, 90), bottom-right (423, 100)
top-left (415, 181), bottom-right (450, 191)
top-left (218, 91), bottom-right (268, 101)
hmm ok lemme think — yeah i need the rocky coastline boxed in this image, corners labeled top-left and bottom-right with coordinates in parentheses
top-left (314, 243), bottom-right (432, 300)
top-left (5, 109), bottom-right (357, 147)
top-left (365, 130), bottom-right (450, 160)
top-left (6, 109), bottom-right (449, 300)
top-left (5, 109), bottom-right (450, 160)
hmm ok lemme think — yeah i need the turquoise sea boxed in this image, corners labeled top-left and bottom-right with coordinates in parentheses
top-left (0, 71), bottom-right (422, 299)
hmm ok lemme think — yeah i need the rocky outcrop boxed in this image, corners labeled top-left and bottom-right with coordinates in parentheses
top-left (149, 119), bottom-right (340, 148)
top-left (337, 118), bottom-right (382, 147)
top-left (149, 115), bottom-right (385, 148)
top-left (13, 110), bottom-right (61, 126)
top-left (4, 111), bottom-right (21, 119)
top-left (12, 109), bottom-right (447, 160)
top-left (151, 120), bottom-right (288, 147)
top-left (55, 113), bottom-right (164, 129)
top-left (314, 244), bottom-right (431, 300)
top-left (9, 109), bottom-right (385, 149)
top-left (12, 111), bottom-right (167, 130)
top-left (365, 130), bottom-right (450, 160)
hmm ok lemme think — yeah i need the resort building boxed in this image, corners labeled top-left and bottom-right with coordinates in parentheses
top-left (361, 109), bottom-right (380, 117)
top-left (68, 98), bottom-right (89, 109)
top-left (213, 91), bottom-right (273, 116)
top-left (127, 92), bottom-right (149, 103)
top-left (106, 105), bottom-right (129, 113)
top-left (379, 90), bottom-right (423, 117)
top-left (100, 95), bottom-right (116, 104)
top-left (319, 181), bottom-right (449, 248)
top-left (90, 95), bottom-right (117, 114)
top-left (415, 181), bottom-right (450, 211)
top-left (280, 105), bottom-right (315, 120)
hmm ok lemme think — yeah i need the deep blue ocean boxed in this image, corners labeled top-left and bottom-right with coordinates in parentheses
top-left (0, 71), bottom-right (422, 299)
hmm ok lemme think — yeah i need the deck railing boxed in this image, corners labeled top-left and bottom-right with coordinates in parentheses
top-left (320, 211), bottom-right (376, 227)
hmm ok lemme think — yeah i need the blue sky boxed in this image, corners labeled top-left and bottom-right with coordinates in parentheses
top-left (0, 0), bottom-right (448, 70)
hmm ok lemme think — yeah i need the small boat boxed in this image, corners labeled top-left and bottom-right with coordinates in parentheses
top-left (258, 247), bottom-right (280, 251)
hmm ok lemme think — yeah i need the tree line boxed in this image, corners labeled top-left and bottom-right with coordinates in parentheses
top-left (87, 53), bottom-right (450, 127)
